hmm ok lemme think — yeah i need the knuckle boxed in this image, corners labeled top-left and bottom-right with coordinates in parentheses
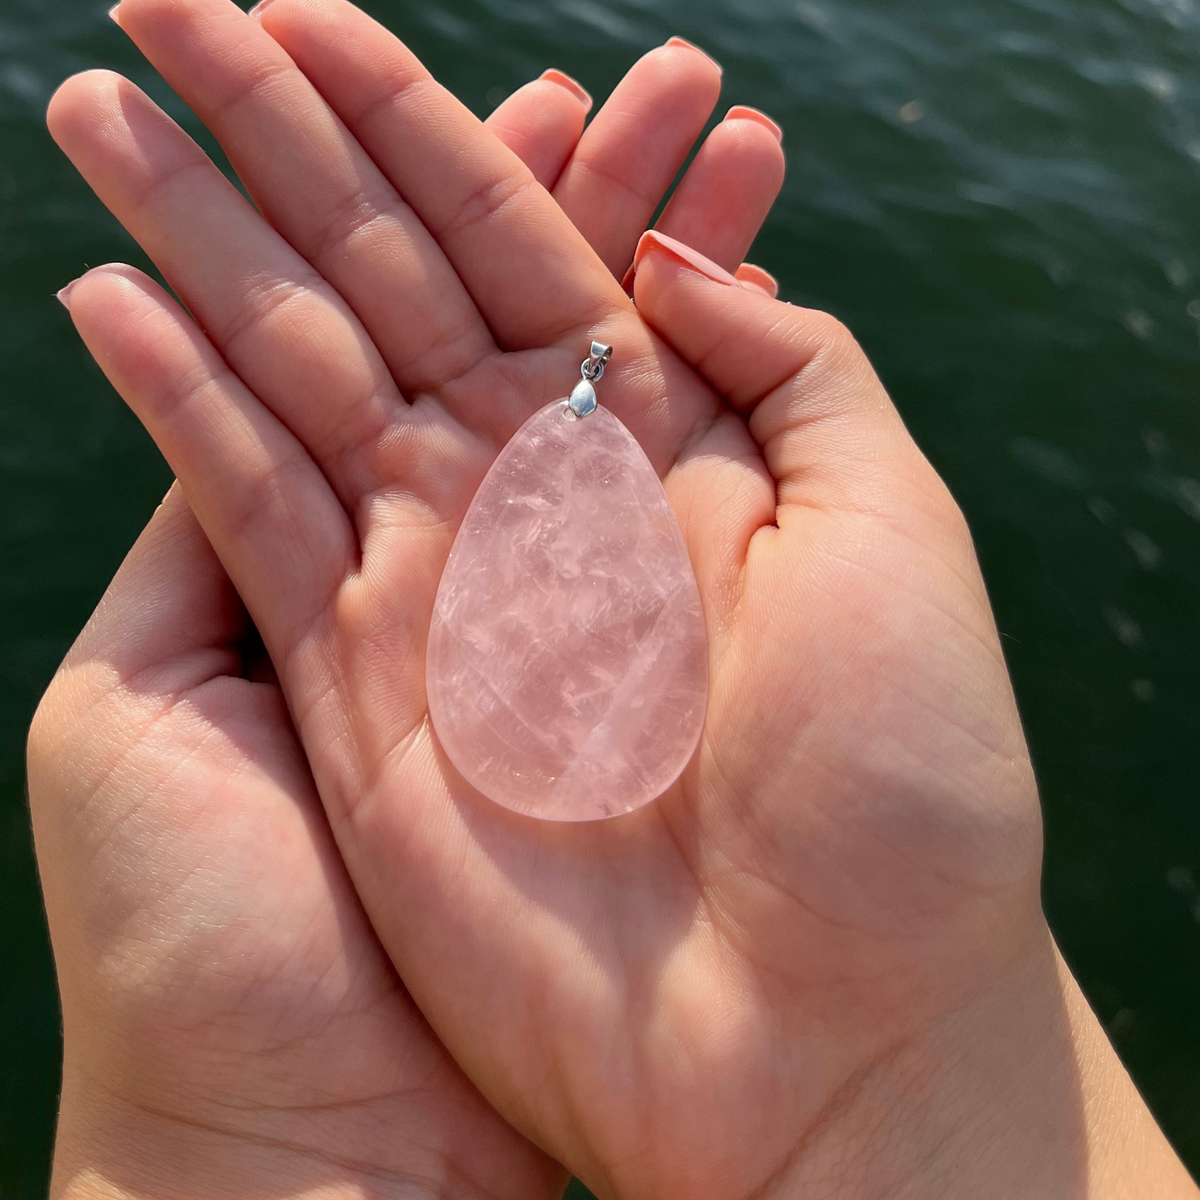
top-left (442, 170), bottom-right (538, 238)
top-left (133, 158), bottom-right (210, 223)
top-left (149, 359), bottom-right (227, 430)
top-left (799, 310), bottom-right (874, 384)
top-left (307, 190), bottom-right (387, 269)
top-left (225, 453), bottom-right (311, 544)
top-left (804, 309), bottom-right (855, 351)
top-left (209, 60), bottom-right (295, 127)
top-left (218, 275), bottom-right (319, 354)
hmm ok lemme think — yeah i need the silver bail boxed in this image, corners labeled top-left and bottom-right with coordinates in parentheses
top-left (586, 342), bottom-right (614, 378)
top-left (569, 342), bottom-right (613, 417)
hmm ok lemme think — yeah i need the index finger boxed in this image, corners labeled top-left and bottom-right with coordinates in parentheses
top-left (257, 0), bottom-right (629, 352)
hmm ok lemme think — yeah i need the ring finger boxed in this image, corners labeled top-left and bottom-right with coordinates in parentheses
top-left (487, 56), bottom-right (786, 281)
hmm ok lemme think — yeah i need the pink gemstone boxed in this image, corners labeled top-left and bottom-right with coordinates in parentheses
top-left (427, 400), bottom-right (708, 821)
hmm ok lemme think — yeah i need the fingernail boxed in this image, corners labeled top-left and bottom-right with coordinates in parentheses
top-left (725, 105), bottom-right (783, 144)
top-left (247, 0), bottom-right (277, 19)
top-left (633, 230), bottom-right (742, 286)
top-left (620, 262), bottom-right (637, 296)
top-left (540, 69), bottom-right (593, 113)
top-left (665, 36), bottom-right (723, 75)
top-left (107, 3), bottom-right (121, 24)
top-left (56, 279), bottom-right (79, 310)
top-left (736, 263), bottom-right (779, 297)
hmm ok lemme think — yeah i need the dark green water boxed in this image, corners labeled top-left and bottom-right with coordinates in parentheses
top-left (4, 0), bottom-right (1200, 1194)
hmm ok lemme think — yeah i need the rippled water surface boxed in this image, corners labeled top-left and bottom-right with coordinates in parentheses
top-left (5, 0), bottom-right (1200, 1193)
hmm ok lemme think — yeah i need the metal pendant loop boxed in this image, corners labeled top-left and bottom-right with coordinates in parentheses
top-left (569, 342), bottom-right (614, 417)
top-left (581, 341), bottom-right (613, 382)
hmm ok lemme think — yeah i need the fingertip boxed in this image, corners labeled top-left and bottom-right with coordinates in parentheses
top-left (634, 229), bottom-right (744, 286)
top-left (486, 76), bottom-right (589, 188)
top-left (46, 67), bottom-right (129, 139)
top-left (55, 265), bottom-right (194, 438)
top-left (75, 261), bottom-right (154, 290)
top-left (46, 68), bottom-right (101, 125)
top-left (664, 35), bottom-right (723, 75)
top-left (631, 233), bottom-right (787, 334)
top-left (724, 105), bottom-right (783, 144)
top-left (646, 103), bottom-right (785, 276)
top-left (631, 230), bottom-right (781, 316)
top-left (647, 37), bottom-right (724, 104)
top-left (539, 69), bottom-right (593, 113)
top-left (702, 110), bottom-right (786, 195)
top-left (735, 263), bottom-right (779, 298)
top-left (64, 264), bottom-right (167, 330)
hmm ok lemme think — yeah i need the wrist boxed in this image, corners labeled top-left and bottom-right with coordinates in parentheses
top-left (52, 1063), bottom-right (525, 1200)
top-left (53, 1079), bottom-right (401, 1200)
top-left (765, 923), bottom-right (1196, 1200)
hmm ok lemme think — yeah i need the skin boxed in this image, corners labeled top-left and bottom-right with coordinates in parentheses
top-left (29, 0), bottom-right (1197, 1197)
top-left (29, 5), bottom-right (782, 1199)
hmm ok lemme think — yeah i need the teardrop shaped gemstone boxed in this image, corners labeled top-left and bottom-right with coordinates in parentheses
top-left (427, 401), bottom-right (708, 822)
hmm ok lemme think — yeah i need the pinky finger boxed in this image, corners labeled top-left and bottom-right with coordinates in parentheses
top-left (58, 263), bottom-right (354, 664)
top-left (484, 71), bottom-right (592, 189)
top-left (653, 107), bottom-right (785, 275)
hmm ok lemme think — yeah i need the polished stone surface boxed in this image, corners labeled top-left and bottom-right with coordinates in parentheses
top-left (427, 401), bottom-right (708, 821)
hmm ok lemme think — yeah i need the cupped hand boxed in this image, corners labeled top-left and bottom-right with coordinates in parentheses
top-left (30, 2), bottom-right (784, 1196)
top-left (31, 484), bottom-right (567, 1200)
top-left (42, 0), bottom-right (1195, 1198)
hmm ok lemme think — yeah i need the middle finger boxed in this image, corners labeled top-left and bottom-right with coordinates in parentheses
top-left (110, 0), bottom-right (497, 398)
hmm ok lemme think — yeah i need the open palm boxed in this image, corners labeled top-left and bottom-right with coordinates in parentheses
top-left (50, 0), bottom-right (1186, 1198)
top-left (34, 1), bottom-right (786, 1196)
top-left (31, 483), bottom-right (569, 1197)
top-left (47, 0), bottom-right (1045, 1197)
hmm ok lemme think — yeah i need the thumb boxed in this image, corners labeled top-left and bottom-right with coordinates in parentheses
top-left (61, 482), bottom-right (249, 692)
top-left (632, 231), bottom-right (927, 514)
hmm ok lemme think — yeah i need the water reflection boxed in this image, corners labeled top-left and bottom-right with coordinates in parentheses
top-left (3, 0), bottom-right (1200, 1192)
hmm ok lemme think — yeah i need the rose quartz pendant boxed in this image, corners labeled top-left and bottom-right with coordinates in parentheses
top-left (426, 345), bottom-right (707, 821)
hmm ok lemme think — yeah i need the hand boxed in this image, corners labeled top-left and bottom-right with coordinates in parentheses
top-left (32, 485), bottom-right (564, 1200)
top-left (44, 1), bottom-right (1195, 1198)
top-left (29, 5), bottom-right (784, 1197)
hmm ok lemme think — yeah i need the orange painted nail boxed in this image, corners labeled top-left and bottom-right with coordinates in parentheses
top-left (665, 36), bottom-right (723, 74)
top-left (725, 105), bottom-right (783, 143)
top-left (633, 231), bottom-right (742, 285)
top-left (540, 69), bottom-right (593, 113)
top-left (735, 263), bottom-right (779, 297)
